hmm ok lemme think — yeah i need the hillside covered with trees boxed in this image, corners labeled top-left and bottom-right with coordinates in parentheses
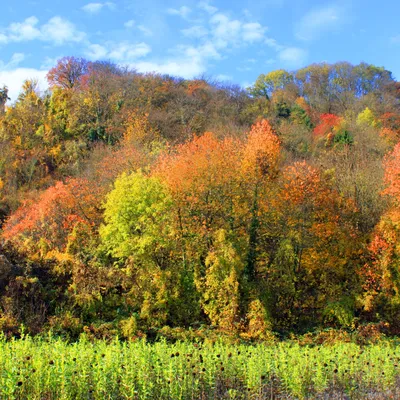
top-left (0, 58), bottom-right (400, 341)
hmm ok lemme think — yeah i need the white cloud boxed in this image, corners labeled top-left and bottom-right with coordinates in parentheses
top-left (6, 53), bottom-right (25, 68)
top-left (183, 42), bottom-right (221, 60)
top-left (198, 1), bottom-right (218, 15)
top-left (182, 25), bottom-right (208, 38)
top-left (82, 3), bottom-right (103, 13)
top-left (0, 54), bottom-right (48, 102)
top-left (130, 36), bottom-right (223, 79)
top-left (8, 16), bottom-right (41, 42)
top-left (131, 34), bottom-right (224, 79)
top-left (209, 13), bottom-right (267, 48)
top-left (40, 56), bottom-right (60, 70)
top-left (242, 22), bottom-right (267, 42)
top-left (135, 9), bottom-right (271, 80)
top-left (104, 2), bottom-right (116, 10)
top-left (86, 44), bottom-right (108, 60)
top-left (82, 2), bottom-right (115, 14)
top-left (109, 42), bottom-right (151, 61)
top-left (265, 37), bottom-right (283, 50)
top-left (124, 19), bottom-right (135, 28)
top-left (0, 16), bottom-right (86, 46)
top-left (134, 59), bottom-right (204, 78)
top-left (41, 17), bottom-right (85, 45)
top-left (167, 6), bottom-right (191, 19)
top-left (210, 13), bottom-right (241, 47)
top-left (128, 6), bottom-right (302, 80)
top-left (278, 47), bottom-right (307, 68)
top-left (0, 68), bottom-right (47, 102)
top-left (296, 5), bottom-right (345, 41)
top-left (124, 20), bottom-right (152, 36)
top-left (86, 41), bottom-right (151, 62)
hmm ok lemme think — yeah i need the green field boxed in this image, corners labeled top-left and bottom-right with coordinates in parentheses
top-left (1, 336), bottom-right (400, 399)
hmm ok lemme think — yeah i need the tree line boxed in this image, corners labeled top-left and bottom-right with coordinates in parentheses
top-left (0, 57), bottom-right (399, 340)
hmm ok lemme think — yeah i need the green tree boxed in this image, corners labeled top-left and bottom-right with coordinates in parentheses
top-left (249, 70), bottom-right (293, 99)
top-left (100, 170), bottom-right (173, 261)
top-left (0, 86), bottom-right (9, 114)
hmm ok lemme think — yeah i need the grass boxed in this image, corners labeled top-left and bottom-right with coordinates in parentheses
top-left (1, 335), bottom-right (400, 399)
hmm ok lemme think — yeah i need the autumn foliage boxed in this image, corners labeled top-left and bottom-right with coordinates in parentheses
top-left (1, 59), bottom-right (400, 339)
top-left (3, 178), bottom-right (102, 256)
top-left (383, 142), bottom-right (400, 202)
top-left (313, 113), bottom-right (343, 137)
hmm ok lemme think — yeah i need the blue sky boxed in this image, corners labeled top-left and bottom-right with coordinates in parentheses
top-left (1, 0), bottom-right (400, 100)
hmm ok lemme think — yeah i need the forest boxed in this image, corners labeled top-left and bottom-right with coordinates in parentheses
top-left (0, 58), bottom-right (399, 342)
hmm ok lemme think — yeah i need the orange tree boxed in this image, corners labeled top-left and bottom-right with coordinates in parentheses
top-left (366, 142), bottom-right (400, 331)
top-left (264, 161), bottom-right (362, 331)
top-left (98, 120), bottom-right (281, 333)
top-left (2, 178), bottom-right (102, 259)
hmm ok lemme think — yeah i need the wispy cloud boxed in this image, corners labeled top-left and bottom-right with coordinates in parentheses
top-left (6, 53), bottom-right (25, 68)
top-left (242, 22), bottom-right (267, 42)
top-left (295, 5), bottom-right (346, 41)
top-left (0, 2), bottom-right (310, 95)
top-left (265, 37), bottom-right (283, 51)
top-left (124, 19), bottom-right (135, 28)
top-left (123, 20), bottom-right (152, 36)
top-left (0, 16), bottom-right (86, 45)
top-left (182, 25), bottom-right (208, 39)
top-left (182, 42), bottom-right (221, 61)
top-left (210, 13), bottom-right (241, 47)
top-left (138, 25), bottom-right (153, 36)
top-left (41, 17), bottom-right (86, 45)
top-left (86, 41), bottom-right (151, 62)
top-left (278, 47), bottom-right (307, 68)
top-left (198, 1), bottom-right (218, 15)
top-left (86, 44), bottom-right (108, 60)
top-left (134, 59), bottom-right (205, 79)
top-left (82, 2), bottom-right (115, 14)
top-left (109, 42), bottom-right (151, 61)
top-left (8, 16), bottom-right (42, 42)
top-left (133, 7), bottom-right (272, 80)
top-left (209, 13), bottom-right (268, 48)
top-left (167, 6), bottom-right (191, 19)
top-left (40, 56), bottom-right (61, 70)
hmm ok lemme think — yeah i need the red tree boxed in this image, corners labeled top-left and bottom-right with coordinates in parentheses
top-left (47, 57), bottom-right (89, 89)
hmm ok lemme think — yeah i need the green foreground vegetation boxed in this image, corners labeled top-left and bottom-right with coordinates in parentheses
top-left (1, 336), bottom-right (400, 399)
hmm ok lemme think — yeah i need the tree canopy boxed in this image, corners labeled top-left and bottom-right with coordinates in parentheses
top-left (0, 59), bottom-right (399, 339)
